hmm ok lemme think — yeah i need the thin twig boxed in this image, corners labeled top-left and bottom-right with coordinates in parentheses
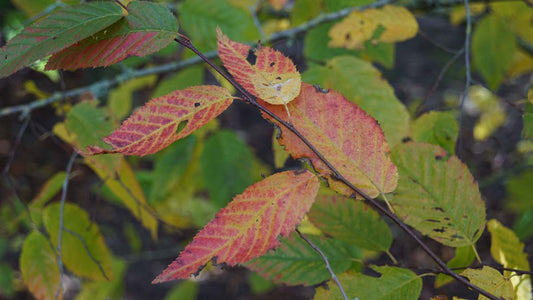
top-left (296, 229), bottom-right (348, 300)
top-left (175, 36), bottom-right (500, 300)
top-left (456, 0), bottom-right (473, 158)
top-left (55, 152), bottom-right (77, 300)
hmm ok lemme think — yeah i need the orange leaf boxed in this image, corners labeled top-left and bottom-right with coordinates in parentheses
top-left (262, 82), bottom-right (397, 198)
top-left (152, 170), bottom-right (319, 282)
top-left (85, 85), bottom-right (232, 156)
top-left (216, 27), bottom-right (301, 105)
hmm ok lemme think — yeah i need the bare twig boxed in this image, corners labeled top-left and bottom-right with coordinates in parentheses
top-left (296, 229), bottom-right (348, 300)
top-left (175, 36), bottom-right (501, 300)
top-left (456, 0), bottom-right (473, 158)
top-left (55, 152), bottom-right (77, 300)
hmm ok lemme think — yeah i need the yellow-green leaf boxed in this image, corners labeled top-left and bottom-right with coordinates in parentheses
top-left (461, 266), bottom-right (514, 300)
top-left (43, 203), bottom-right (114, 281)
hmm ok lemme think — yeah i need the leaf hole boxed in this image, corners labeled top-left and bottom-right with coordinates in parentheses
top-left (246, 50), bottom-right (257, 65)
top-left (194, 102), bottom-right (201, 107)
top-left (176, 120), bottom-right (189, 134)
top-left (270, 62), bottom-right (275, 67)
top-left (401, 137), bottom-right (412, 143)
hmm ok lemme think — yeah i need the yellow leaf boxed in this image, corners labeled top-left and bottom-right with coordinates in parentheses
top-left (467, 85), bottom-right (507, 141)
top-left (269, 0), bottom-right (288, 10)
top-left (24, 80), bottom-right (50, 99)
top-left (491, 2), bottom-right (533, 44)
top-left (328, 5), bottom-right (418, 50)
top-left (449, 3), bottom-right (487, 25)
top-left (507, 48), bottom-right (533, 79)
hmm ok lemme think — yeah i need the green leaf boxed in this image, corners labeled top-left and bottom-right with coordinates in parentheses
top-left (325, 0), bottom-right (375, 11)
top-left (108, 75), bottom-right (157, 121)
top-left (0, 263), bottom-right (14, 297)
top-left (150, 135), bottom-right (197, 203)
top-left (411, 111), bottom-right (458, 154)
top-left (390, 142), bottom-right (486, 247)
top-left (164, 281), bottom-right (198, 300)
top-left (461, 266), bottom-right (514, 300)
top-left (200, 130), bottom-right (254, 208)
top-left (179, 0), bottom-right (259, 52)
top-left (43, 203), bottom-right (114, 281)
top-left (472, 15), bottom-right (516, 90)
top-left (152, 66), bottom-right (204, 98)
top-left (303, 56), bottom-right (410, 146)
top-left (434, 246), bottom-right (475, 288)
top-left (20, 231), bottom-right (61, 300)
top-left (513, 210), bottom-right (533, 240)
top-left (246, 232), bottom-right (361, 285)
top-left (272, 128), bottom-right (290, 169)
top-left (291, 0), bottom-right (324, 26)
top-left (304, 22), bottom-right (357, 62)
top-left (46, 1), bottom-right (178, 70)
top-left (0, 1), bottom-right (124, 78)
top-left (308, 195), bottom-right (392, 252)
top-left (487, 219), bottom-right (531, 299)
top-left (30, 172), bottom-right (66, 209)
top-left (75, 257), bottom-right (126, 300)
top-left (64, 101), bottom-right (115, 150)
top-left (506, 170), bottom-right (533, 211)
top-left (314, 266), bottom-right (422, 300)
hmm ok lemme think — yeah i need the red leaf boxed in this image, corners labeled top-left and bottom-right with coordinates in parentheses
top-left (263, 82), bottom-right (398, 198)
top-left (152, 170), bottom-right (319, 283)
top-left (216, 28), bottom-right (301, 105)
top-left (46, 1), bottom-right (178, 70)
top-left (85, 85), bottom-right (232, 156)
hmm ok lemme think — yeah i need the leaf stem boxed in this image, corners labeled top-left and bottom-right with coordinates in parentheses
top-left (175, 37), bottom-right (501, 300)
top-left (296, 229), bottom-right (348, 300)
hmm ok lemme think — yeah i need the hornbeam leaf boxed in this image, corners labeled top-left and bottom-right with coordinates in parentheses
top-left (85, 86), bottom-right (233, 156)
top-left (0, 2), bottom-right (124, 78)
top-left (217, 28), bottom-right (301, 106)
top-left (314, 266), bottom-right (422, 300)
top-left (152, 170), bottom-right (319, 283)
top-left (246, 232), bottom-right (360, 285)
top-left (261, 82), bottom-right (398, 199)
top-left (390, 142), bottom-right (486, 247)
top-left (461, 266), bottom-right (514, 300)
top-left (46, 1), bottom-right (178, 70)
top-left (20, 231), bottom-right (62, 300)
top-left (308, 195), bottom-right (392, 251)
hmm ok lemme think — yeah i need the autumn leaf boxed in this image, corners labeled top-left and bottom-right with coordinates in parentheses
top-left (46, 1), bottom-right (178, 70)
top-left (461, 267), bottom-right (514, 300)
top-left (328, 5), bottom-right (418, 50)
top-left (152, 170), bottom-right (319, 282)
top-left (85, 86), bottom-right (233, 156)
top-left (216, 27), bottom-right (301, 106)
top-left (390, 142), bottom-right (486, 247)
top-left (0, 2), bottom-right (124, 78)
top-left (261, 82), bottom-right (398, 198)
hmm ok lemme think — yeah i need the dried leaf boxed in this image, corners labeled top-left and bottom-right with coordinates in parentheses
top-left (85, 86), bottom-right (233, 156)
top-left (152, 170), bottom-right (319, 282)
top-left (262, 82), bottom-right (398, 198)
top-left (328, 5), bottom-right (418, 50)
top-left (217, 28), bottom-right (301, 105)
top-left (46, 1), bottom-right (178, 70)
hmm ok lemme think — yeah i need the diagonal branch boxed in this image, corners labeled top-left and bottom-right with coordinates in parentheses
top-left (175, 36), bottom-right (501, 300)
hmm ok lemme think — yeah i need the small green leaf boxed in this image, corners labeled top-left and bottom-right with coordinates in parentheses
top-left (308, 195), bottom-right (392, 252)
top-left (303, 56), bottom-right (410, 146)
top-left (179, 0), bottom-right (259, 52)
top-left (272, 129), bottom-right (290, 169)
top-left (506, 170), bottom-right (533, 211)
top-left (325, 0), bottom-right (375, 11)
top-left (472, 15), bottom-right (516, 90)
top-left (390, 142), bottom-right (486, 247)
top-left (0, 263), bottom-right (14, 297)
top-left (461, 266), bottom-right (514, 300)
top-left (513, 210), bottom-right (533, 240)
top-left (200, 130), bottom-right (254, 208)
top-left (0, 2), bottom-right (124, 77)
top-left (20, 231), bottom-right (61, 300)
top-left (411, 111), bottom-right (458, 154)
top-left (314, 266), bottom-right (422, 300)
top-left (44, 203), bottom-right (114, 281)
top-left (30, 172), bottom-right (67, 209)
top-left (65, 101), bottom-right (114, 150)
top-left (164, 281), bottom-right (198, 300)
top-left (435, 246), bottom-right (475, 288)
top-left (246, 232), bottom-right (361, 285)
top-left (291, 0), bottom-right (324, 26)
